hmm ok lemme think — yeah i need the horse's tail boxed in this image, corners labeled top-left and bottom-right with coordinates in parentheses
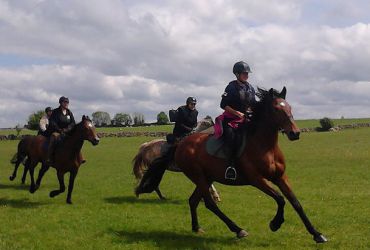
top-left (10, 138), bottom-right (28, 165)
top-left (132, 151), bottom-right (145, 180)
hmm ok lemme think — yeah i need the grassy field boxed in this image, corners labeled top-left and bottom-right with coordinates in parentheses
top-left (0, 127), bottom-right (369, 249)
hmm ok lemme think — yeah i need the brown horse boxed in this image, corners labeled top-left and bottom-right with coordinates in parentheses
top-left (174, 87), bottom-right (327, 243)
top-left (132, 118), bottom-right (221, 202)
top-left (23, 116), bottom-right (99, 204)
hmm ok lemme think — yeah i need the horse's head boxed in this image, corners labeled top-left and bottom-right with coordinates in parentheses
top-left (256, 87), bottom-right (300, 141)
top-left (81, 115), bottom-right (100, 145)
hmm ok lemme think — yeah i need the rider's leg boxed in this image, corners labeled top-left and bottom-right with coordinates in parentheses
top-left (46, 132), bottom-right (59, 165)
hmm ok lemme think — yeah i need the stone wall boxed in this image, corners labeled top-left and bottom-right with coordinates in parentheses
top-left (1, 122), bottom-right (370, 140)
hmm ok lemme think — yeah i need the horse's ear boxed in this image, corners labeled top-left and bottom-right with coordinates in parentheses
top-left (82, 115), bottom-right (86, 120)
top-left (280, 86), bottom-right (287, 99)
top-left (268, 88), bottom-right (274, 98)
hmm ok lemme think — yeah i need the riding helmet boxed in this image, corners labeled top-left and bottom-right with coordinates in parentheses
top-left (59, 96), bottom-right (69, 104)
top-left (233, 61), bottom-right (252, 75)
top-left (186, 97), bottom-right (197, 105)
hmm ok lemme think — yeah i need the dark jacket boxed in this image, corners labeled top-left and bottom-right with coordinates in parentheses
top-left (46, 106), bottom-right (75, 136)
top-left (173, 105), bottom-right (198, 138)
top-left (220, 80), bottom-right (256, 113)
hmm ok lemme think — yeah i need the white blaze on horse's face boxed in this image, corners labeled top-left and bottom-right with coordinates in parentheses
top-left (87, 122), bottom-right (93, 128)
top-left (279, 101), bottom-right (286, 107)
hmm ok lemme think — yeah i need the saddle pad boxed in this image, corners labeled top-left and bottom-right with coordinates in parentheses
top-left (206, 134), bottom-right (246, 160)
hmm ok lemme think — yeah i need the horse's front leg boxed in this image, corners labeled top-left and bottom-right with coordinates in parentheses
top-left (66, 168), bottom-right (78, 204)
top-left (276, 174), bottom-right (328, 243)
top-left (35, 163), bottom-right (50, 190)
top-left (49, 170), bottom-right (66, 198)
top-left (252, 177), bottom-right (286, 231)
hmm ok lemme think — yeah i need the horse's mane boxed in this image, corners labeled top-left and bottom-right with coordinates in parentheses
top-left (69, 116), bottom-right (92, 135)
top-left (248, 87), bottom-right (282, 131)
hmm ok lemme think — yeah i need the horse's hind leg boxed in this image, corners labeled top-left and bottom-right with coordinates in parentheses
top-left (189, 186), bottom-right (204, 233)
top-left (155, 187), bottom-right (166, 200)
top-left (66, 169), bottom-right (78, 204)
top-left (276, 175), bottom-right (327, 243)
top-left (9, 161), bottom-right (21, 181)
top-left (35, 163), bottom-right (50, 190)
top-left (209, 184), bottom-right (221, 203)
top-left (49, 170), bottom-right (66, 198)
top-left (196, 180), bottom-right (247, 238)
top-left (28, 160), bottom-right (38, 193)
top-left (252, 177), bottom-right (286, 231)
top-left (21, 162), bottom-right (29, 184)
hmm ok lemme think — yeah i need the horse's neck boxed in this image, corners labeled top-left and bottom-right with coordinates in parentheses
top-left (64, 128), bottom-right (84, 152)
top-left (249, 119), bottom-right (279, 150)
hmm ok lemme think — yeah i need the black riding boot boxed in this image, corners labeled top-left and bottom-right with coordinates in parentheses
top-left (223, 123), bottom-right (238, 180)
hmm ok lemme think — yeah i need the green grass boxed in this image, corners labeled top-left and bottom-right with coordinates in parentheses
top-left (0, 128), bottom-right (370, 249)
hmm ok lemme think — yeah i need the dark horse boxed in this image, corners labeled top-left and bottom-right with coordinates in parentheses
top-left (174, 87), bottom-right (327, 243)
top-left (15, 116), bottom-right (99, 204)
top-left (132, 119), bottom-right (221, 202)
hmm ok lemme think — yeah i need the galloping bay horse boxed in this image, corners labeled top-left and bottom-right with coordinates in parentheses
top-left (22, 116), bottom-right (99, 204)
top-left (132, 118), bottom-right (221, 202)
top-left (174, 87), bottom-right (327, 243)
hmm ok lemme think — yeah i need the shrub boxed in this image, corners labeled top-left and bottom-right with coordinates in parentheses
top-left (319, 117), bottom-right (334, 131)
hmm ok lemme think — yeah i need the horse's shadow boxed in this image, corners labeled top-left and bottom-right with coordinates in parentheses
top-left (0, 197), bottom-right (47, 209)
top-left (104, 195), bottom-right (183, 205)
top-left (107, 228), bottom-right (237, 250)
top-left (0, 183), bottom-right (29, 191)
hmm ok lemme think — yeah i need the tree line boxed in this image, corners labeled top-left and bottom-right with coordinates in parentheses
top-left (26, 110), bottom-right (170, 130)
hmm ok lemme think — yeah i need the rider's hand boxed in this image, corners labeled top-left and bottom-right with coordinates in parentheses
top-left (235, 111), bottom-right (245, 119)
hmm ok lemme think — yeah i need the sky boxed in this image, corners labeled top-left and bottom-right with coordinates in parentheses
top-left (1, 0), bottom-right (370, 127)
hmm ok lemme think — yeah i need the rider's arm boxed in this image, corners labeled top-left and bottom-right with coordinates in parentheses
top-left (39, 117), bottom-right (48, 132)
top-left (63, 111), bottom-right (76, 133)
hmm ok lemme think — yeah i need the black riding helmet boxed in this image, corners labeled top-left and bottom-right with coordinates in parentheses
top-left (186, 97), bottom-right (197, 105)
top-left (45, 107), bottom-right (52, 113)
top-left (59, 96), bottom-right (69, 104)
top-left (233, 61), bottom-right (252, 75)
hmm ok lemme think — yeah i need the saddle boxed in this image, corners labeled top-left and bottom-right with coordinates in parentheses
top-left (205, 132), bottom-right (247, 160)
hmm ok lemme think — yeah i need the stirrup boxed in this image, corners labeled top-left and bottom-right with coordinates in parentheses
top-left (225, 166), bottom-right (237, 180)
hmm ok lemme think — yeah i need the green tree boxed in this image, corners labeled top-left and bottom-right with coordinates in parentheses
top-left (132, 112), bottom-right (145, 126)
top-left (113, 113), bottom-right (132, 126)
top-left (92, 111), bottom-right (111, 127)
top-left (319, 117), bottom-right (334, 131)
top-left (27, 110), bottom-right (44, 130)
top-left (156, 111), bottom-right (169, 125)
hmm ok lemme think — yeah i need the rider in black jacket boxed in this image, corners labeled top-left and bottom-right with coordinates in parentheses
top-left (220, 61), bottom-right (256, 180)
top-left (46, 96), bottom-right (75, 165)
top-left (173, 97), bottom-right (198, 139)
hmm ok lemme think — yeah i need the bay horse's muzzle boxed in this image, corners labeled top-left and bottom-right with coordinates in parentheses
top-left (287, 131), bottom-right (300, 141)
top-left (91, 137), bottom-right (100, 146)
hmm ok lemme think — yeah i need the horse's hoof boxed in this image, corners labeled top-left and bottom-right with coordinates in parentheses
top-left (314, 234), bottom-right (328, 243)
top-left (66, 200), bottom-right (72, 204)
top-left (159, 196), bottom-right (167, 200)
top-left (269, 218), bottom-right (284, 232)
top-left (9, 176), bottom-right (15, 181)
top-left (193, 228), bottom-right (205, 234)
top-left (29, 187), bottom-right (36, 194)
top-left (237, 230), bottom-right (249, 238)
top-left (49, 191), bottom-right (58, 198)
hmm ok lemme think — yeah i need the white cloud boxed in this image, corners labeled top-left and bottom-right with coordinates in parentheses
top-left (0, 0), bottom-right (370, 127)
